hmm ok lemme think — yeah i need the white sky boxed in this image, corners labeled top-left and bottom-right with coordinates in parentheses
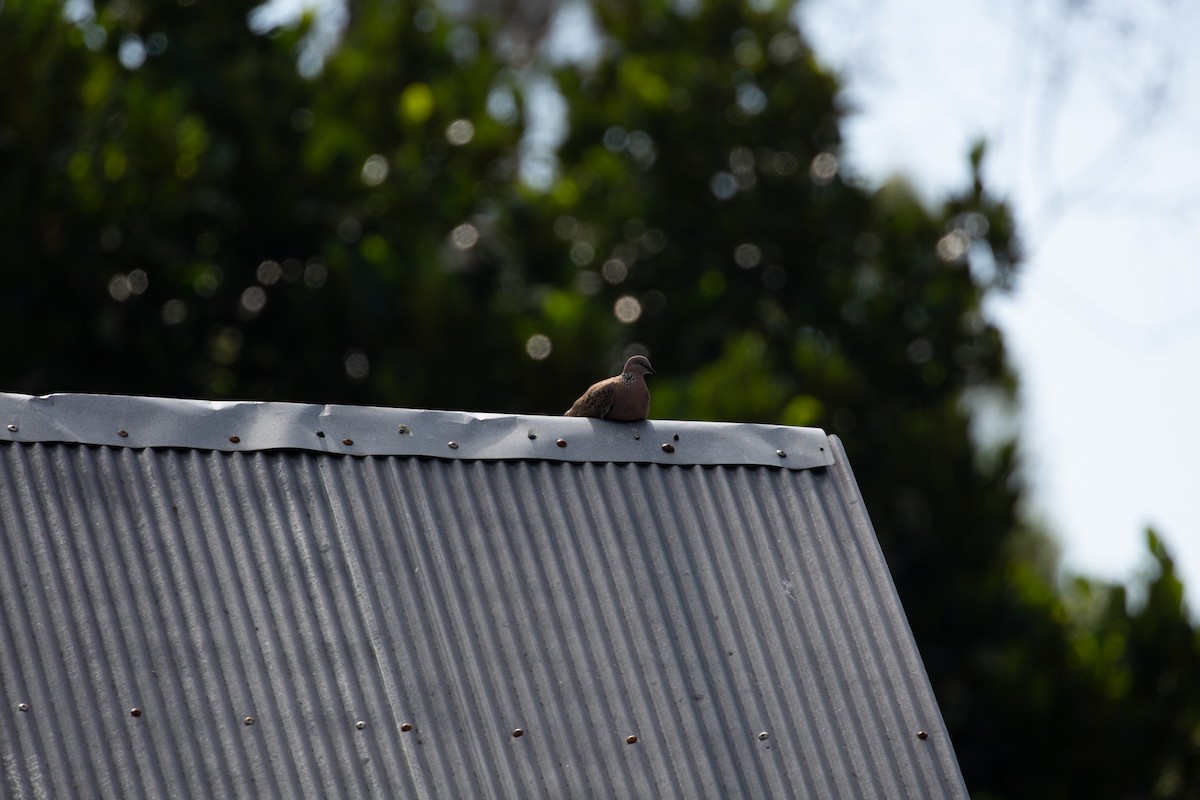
top-left (798, 0), bottom-right (1200, 603)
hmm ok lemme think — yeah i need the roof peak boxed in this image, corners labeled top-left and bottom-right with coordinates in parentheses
top-left (0, 392), bottom-right (833, 470)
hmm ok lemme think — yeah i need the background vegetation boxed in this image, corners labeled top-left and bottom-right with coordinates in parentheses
top-left (2, 0), bottom-right (1197, 795)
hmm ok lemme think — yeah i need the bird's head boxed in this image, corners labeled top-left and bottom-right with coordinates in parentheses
top-left (624, 355), bottom-right (655, 377)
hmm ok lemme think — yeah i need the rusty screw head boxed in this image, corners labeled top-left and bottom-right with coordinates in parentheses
top-left (342, 438), bottom-right (354, 446)
top-left (117, 429), bottom-right (129, 438)
top-left (130, 708), bottom-right (142, 717)
top-left (625, 734), bottom-right (638, 745)
top-left (556, 438), bottom-right (567, 448)
top-left (661, 443), bottom-right (675, 453)
top-left (228, 435), bottom-right (241, 444)
top-left (400, 722), bottom-right (413, 732)
top-left (917, 730), bottom-right (929, 740)
top-left (512, 728), bottom-right (524, 738)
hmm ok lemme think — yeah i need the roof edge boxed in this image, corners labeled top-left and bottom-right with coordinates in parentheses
top-left (0, 392), bottom-right (834, 470)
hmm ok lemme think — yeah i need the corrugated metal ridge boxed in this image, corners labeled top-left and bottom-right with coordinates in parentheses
top-left (0, 392), bottom-right (832, 470)
top-left (0, 436), bottom-right (966, 799)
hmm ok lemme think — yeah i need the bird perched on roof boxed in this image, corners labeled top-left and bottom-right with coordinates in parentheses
top-left (564, 355), bottom-right (655, 421)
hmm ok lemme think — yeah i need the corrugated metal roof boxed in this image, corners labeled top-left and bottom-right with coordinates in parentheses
top-left (0, 392), bottom-right (967, 799)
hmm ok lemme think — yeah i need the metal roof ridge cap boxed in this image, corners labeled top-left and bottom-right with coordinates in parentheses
top-left (0, 391), bottom-right (834, 470)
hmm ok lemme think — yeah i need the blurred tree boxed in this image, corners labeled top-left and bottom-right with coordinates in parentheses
top-left (1, 0), bottom-right (1197, 796)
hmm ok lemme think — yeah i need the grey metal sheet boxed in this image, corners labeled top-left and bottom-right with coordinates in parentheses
top-left (0, 392), bottom-right (833, 470)
top-left (0, 394), bottom-right (966, 799)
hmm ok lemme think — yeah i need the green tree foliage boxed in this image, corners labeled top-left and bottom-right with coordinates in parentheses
top-left (2, 0), bottom-right (1197, 795)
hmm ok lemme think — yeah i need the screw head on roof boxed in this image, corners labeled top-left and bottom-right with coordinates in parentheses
top-left (398, 425), bottom-right (410, 435)
top-left (401, 722), bottom-right (414, 732)
top-left (527, 430), bottom-right (537, 440)
top-left (130, 708), bottom-right (142, 717)
top-left (776, 449), bottom-right (787, 458)
top-left (316, 430), bottom-right (325, 438)
top-left (661, 443), bottom-right (675, 453)
top-left (117, 429), bottom-right (129, 438)
top-left (356, 720), bottom-right (367, 730)
top-left (342, 438), bottom-right (354, 446)
top-left (243, 716), bottom-right (256, 726)
top-left (229, 435), bottom-right (241, 444)
top-left (758, 731), bottom-right (769, 741)
top-left (17, 703), bottom-right (29, 712)
top-left (556, 438), bottom-right (567, 448)
top-left (625, 734), bottom-right (638, 744)
top-left (673, 433), bottom-right (679, 441)
top-left (448, 441), bottom-right (459, 450)
top-left (6, 424), bottom-right (16, 433)
top-left (917, 730), bottom-right (929, 740)
top-left (512, 728), bottom-right (524, 738)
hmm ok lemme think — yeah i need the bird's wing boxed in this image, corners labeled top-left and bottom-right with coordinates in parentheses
top-left (566, 381), bottom-right (615, 418)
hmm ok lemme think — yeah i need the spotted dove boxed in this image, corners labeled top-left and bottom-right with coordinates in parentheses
top-left (564, 355), bottom-right (655, 421)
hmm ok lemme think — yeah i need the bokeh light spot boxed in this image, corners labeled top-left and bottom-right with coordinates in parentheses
top-left (602, 259), bottom-right (628, 284)
top-left (763, 264), bottom-right (787, 290)
top-left (486, 86), bottom-right (518, 125)
top-left (193, 265), bottom-right (222, 297)
top-left (767, 32), bottom-right (803, 64)
top-left (451, 223), bottom-right (479, 250)
top-left (603, 126), bottom-right (627, 152)
top-left (729, 146), bottom-right (755, 174)
top-left (126, 269), bottom-right (149, 295)
top-left (906, 338), bottom-right (934, 365)
top-left (361, 154), bottom-right (389, 186)
top-left (257, 260), bottom-right (281, 286)
top-left (626, 131), bottom-right (656, 167)
top-left (570, 241), bottom-right (595, 265)
top-left (699, 270), bottom-right (726, 297)
top-left (936, 230), bottom-right (971, 263)
top-left (736, 83), bottom-right (768, 116)
top-left (445, 118), bottom-right (475, 146)
top-left (614, 295), bottom-right (642, 324)
top-left (642, 289), bottom-right (667, 314)
top-left (240, 286), bottom-right (267, 314)
top-left (161, 299), bottom-right (187, 325)
top-left (303, 260), bottom-right (328, 289)
top-left (337, 217), bottom-right (362, 243)
top-left (640, 229), bottom-right (668, 254)
top-left (574, 270), bottom-right (601, 296)
top-left (711, 172), bottom-right (738, 200)
top-left (734, 243), bottom-right (762, 268)
top-left (108, 274), bottom-right (131, 302)
top-left (553, 215), bottom-right (578, 240)
top-left (525, 334), bottom-right (552, 360)
top-left (400, 83), bottom-right (434, 124)
top-left (344, 349), bottom-right (370, 381)
top-left (118, 36), bottom-right (147, 70)
top-left (290, 108), bottom-right (314, 132)
top-left (772, 151), bottom-right (798, 176)
top-left (810, 152), bottom-right (838, 185)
